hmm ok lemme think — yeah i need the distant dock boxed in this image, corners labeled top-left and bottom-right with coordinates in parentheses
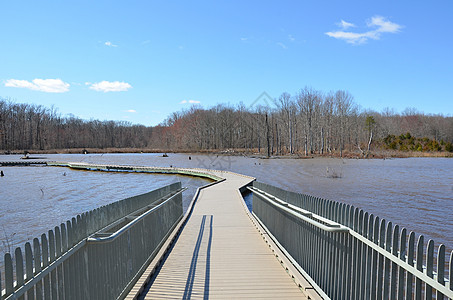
top-left (0, 160), bottom-right (48, 166)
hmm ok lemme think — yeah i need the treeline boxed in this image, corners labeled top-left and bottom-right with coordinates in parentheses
top-left (0, 98), bottom-right (153, 150)
top-left (1, 88), bottom-right (453, 155)
top-left (155, 88), bottom-right (453, 155)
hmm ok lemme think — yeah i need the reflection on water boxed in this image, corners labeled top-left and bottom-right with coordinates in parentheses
top-left (0, 153), bottom-right (452, 258)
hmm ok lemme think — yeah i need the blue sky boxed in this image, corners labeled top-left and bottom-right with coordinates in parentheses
top-left (1, 1), bottom-right (452, 125)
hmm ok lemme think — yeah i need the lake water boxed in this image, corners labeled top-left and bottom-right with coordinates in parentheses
top-left (1, 153), bottom-right (452, 259)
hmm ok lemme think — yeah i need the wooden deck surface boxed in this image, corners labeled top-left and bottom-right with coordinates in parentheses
top-left (137, 170), bottom-right (307, 299)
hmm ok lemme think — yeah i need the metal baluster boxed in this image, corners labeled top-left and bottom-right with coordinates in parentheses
top-left (48, 229), bottom-right (58, 300)
top-left (391, 225), bottom-right (400, 299)
top-left (332, 202), bottom-right (343, 299)
top-left (326, 201), bottom-right (334, 296)
top-left (359, 212), bottom-right (369, 300)
top-left (41, 234), bottom-right (51, 299)
top-left (25, 242), bottom-right (34, 299)
top-left (398, 228), bottom-right (407, 300)
top-left (4, 253), bottom-right (13, 296)
top-left (383, 222), bottom-right (393, 299)
top-left (15, 247), bottom-right (25, 300)
top-left (370, 216), bottom-right (380, 300)
top-left (365, 214), bottom-right (374, 299)
top-left (55, 226), bottom-right (64, 299)
top-left (61, 222), bottom-right (70, 300)
top-left (406, 231), bottom-right (415, 299)
top-left (337, 203), bottom-right (346, 300)
top-left (415, 235), bottom-right (424, 300)
top-left (436, 244), bottom-right (445, 299)
top-left (33, 238), bottom-right (43, 300)
top-left (426, 240), bottom-right (434, 299)
top-left (377, 219), bottom-right (386, 300)
top-left (345, 205), bottom-right (354, 300)
top-left (448, 251), bottom-right (453, 291)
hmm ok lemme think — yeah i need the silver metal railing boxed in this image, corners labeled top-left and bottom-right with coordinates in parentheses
top-left (1, 182), bottom-right (184, 300)
top-left (250, 181), bottom-right (453, 300)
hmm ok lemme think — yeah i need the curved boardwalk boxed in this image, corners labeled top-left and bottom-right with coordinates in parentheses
top-left (48, 163), bottom-right (309, 299)
top-left (136, 170), bottom-right (306, 299)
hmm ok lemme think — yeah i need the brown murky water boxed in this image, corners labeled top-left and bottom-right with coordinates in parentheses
top-left (1, 153), bottom-right (452, 259)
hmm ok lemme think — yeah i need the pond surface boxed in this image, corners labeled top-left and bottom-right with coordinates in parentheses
top-left (0, 153), bottom-right (452, 258)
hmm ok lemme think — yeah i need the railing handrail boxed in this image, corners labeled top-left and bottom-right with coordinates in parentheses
top-left (87, 188), bottom-right (186, 244)
top-left (250, 186), bottom-right (453, 298)
top-left (248, 187), bottom-right (349, 232)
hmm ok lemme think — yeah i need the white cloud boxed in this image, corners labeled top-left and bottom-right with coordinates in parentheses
top-left (326, 31), bottom-right (377, 44)
top-left (277, 42), bottom-right (287, 49)
top-left (125, 109), bottom-right (137, 113)
top-left (5, 78), bottom-right (70, 93)
top-left (337, 20), bottom-right (356, 30)
top-left (368, 16), bottom-right (402, 33)
top-left (326, 15), bottom-right (402, 44)
top-left (88, 81), bottom-right (132, 92)
top-left (288, 34), bottom-right (295, 42)
top-left (105, 41), bottom-right (118, 47)
top-left (180, 99), bottom-right (200, 104)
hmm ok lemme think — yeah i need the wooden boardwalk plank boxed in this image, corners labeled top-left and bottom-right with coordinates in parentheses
top-left (139, 170), bottom-right (308, 299)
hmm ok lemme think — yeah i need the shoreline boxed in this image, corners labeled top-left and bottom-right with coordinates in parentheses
top-left (2, 147), bottom-right (452, 159)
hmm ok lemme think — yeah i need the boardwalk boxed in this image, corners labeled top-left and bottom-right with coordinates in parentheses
top-left (3, 162), bottom-right (452, 299)
top-left (131, 170), bottom-right (308, 299)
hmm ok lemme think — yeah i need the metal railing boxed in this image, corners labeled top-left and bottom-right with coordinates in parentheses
top-left (1, 182), bottom-right (184, 300)
top-left (250, 181), bottom-right (453, 300)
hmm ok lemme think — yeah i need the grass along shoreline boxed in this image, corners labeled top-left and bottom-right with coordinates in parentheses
top-left (2, 147), bottom-right (452, 159)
